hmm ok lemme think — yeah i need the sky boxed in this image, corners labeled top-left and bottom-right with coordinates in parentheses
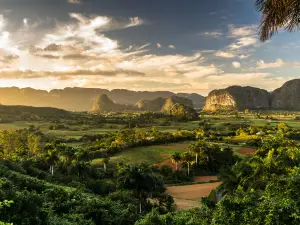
top-left (0, 0), bottom-right (299, 95)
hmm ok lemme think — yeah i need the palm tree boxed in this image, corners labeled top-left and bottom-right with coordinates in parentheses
top-left (171, 152), bottom-right (181, 171)
top-left (117, 164), bottom-right (156, 213)
top-left (45, 150), bottom-right (59, 176)
top-left (101, 157), bottom-right (110, 172)
top-left (68, 161), bottom-right (91, 178)
top-left (256, 0), bottom-right (300, 41)
top-left (189, 141), bottom-right (207, 167)
top-left (218, 166), bottom-right (239, 196)
top-left (181, 152), bottom-right (194, 176)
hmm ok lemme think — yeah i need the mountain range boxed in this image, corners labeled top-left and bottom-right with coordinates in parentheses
top-left (0, 87), bottom-right (205, 111)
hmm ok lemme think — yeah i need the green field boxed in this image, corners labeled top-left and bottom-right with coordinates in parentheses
top-left (91, 141), bottom-right (246, 167)
top-left (92, 142), bottom-right (192, 167)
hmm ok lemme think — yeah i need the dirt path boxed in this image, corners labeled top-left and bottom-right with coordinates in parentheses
top-left (237, 148), bottom-right (256, 155)
top-left (167, 182), bottom-right (221, 200)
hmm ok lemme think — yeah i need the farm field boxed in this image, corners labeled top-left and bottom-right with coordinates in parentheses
top-left (92, 142), bottom-right (192, 167)
top-left (167, 181), bottom-right (222, 210)
top-left (92, 141), bottom-right (250, 168)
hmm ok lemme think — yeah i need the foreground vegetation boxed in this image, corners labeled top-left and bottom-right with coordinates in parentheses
top-left (1, 107), bottom-right (300, 223)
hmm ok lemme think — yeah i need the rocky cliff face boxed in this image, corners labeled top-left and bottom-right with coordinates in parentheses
top-left (91, 94), bottom-right (130, 113)
top-left (204, 86), bottom-right (270, 111)
top-left (271, 79), bottom-right (300, 110)
top-left (92, 95), bottom-right (194, 113)
top-left (176, 93), bottom-right (206, 108)
top-left (161, 96), bottom-right (194, 113)
top-left (135, 97), bottom-right (166, 111)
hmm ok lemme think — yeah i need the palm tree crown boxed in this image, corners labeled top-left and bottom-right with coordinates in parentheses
top-left (256, 0), bottom-right (300, 41)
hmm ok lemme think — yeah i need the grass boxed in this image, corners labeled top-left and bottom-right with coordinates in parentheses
top-left (92, 143), bottom-right (190, 167)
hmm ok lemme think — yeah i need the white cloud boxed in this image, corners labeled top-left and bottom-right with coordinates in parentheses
top-left (256, 59), bottom-right (286, 69)
top-left (229, 36), bottom-right (258, 49)
top-left (228, 24), bottom-right (257, 37)
top-left (215, 51), bottom-right (235, 58)
top-left (0, 13), bottom-right (294, 95)
top-left (125, 17), bottom-right (144, 28)
top-left (23, 18), bottom-right (28, 26)
top-left (68, 0), bottom-right (81, 4)
top-left (232, 61), bottom-right (241, 68)
top-left (203, 31), bottom-right (223, 38)
top-left (169, 45), bottom-right (176, 49)
top-left (0, 15), bottom-right (6, 31)
top-left (239, 54), bottom-right (250, 59)
top-left (136, 43), bottom-right (151, 50)
top-left (205, 73), bottom-right (291, 92)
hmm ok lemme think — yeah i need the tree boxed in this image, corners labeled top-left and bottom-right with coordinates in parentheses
top-left (181, 152), bottom-right (194, 176)
top-left (256, 0), bottom-right (300, 41)
top-left (45, 150), bottom-right (59, 176)
top-left (68, 161), bottom-right (91, 178)
top-left (170, 152), bottom-right (181, 171)
top-left (189, 141), bottom-right (207, 167)
top-left (101, 157), bottom-right (110, 172)
top-left (27, 133), bottom-right (40, 157)
top-left (117, 164), bottom-right (164, 214)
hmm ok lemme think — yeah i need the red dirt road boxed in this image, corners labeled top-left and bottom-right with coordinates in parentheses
top-left (237, 148), bottom-right (256, 155)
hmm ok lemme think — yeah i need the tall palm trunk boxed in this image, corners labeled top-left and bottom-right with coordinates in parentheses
top-left (187, 163), bottom-right (190, 176)
top-left (195, 153), bottom-right (198, 166)
top-left (104, 163), bottom-right (107, 172)
top-left (139, 192), bottom-right (142, 214)
top-left (50, 165), bottom-right (54, 176)
top-left (175, 162), bottom-right (178, 171)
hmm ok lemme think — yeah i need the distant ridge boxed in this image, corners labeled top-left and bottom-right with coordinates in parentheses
top-left (0, 87), bottom-right (205, 111)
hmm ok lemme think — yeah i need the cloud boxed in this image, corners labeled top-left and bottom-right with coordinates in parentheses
top-left (203, 31), bottom-right (223, 38)
top-left (125, 17), bottom-right (144, 28)
top-left (1, 55), bottom-right (19, 64)
top-left (118, 52), bottom-right (222, 79)
top-left (228, 24), bottom-right (257, 37)
top-left (23, 18), bottom-right (28, 26)
top-left (68, 0), bottom-right (81, 4)
top-left (229, 37), bottom-right (258, 49)
top-left (214, 25), bottom-right (260, 59)
top-left (239, 54), bottom-right (250, 59)
top-left (232, 61), bottom-right (241, 68)
top-left (169, 45), bottom-right (176, 49)
top-left (256, 59), bottom-right (300, 70)
top-left (0, 68), bottom-right (145, 79)
top-left (0, 13), bottom-right (292, 95)
top-left (215, 51), bottom-right (235, 58)
top-left (227, 25), bottom-right (259, 50)
top-left (136, 43), bottom-right (151, 51)
top-left (256, 59), bottom-right (286, 69)
top-left (205, 73), bottom-right (290, 92)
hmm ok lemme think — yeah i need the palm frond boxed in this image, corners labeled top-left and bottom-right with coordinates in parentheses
top-left (256, 0), bottom-right (300, 41)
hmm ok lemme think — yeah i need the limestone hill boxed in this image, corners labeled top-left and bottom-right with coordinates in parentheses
top-left (91, 94), bottom-right (195, 114)
top-left (204, 86), bottom-right (270, 111)
top-left (271, 79), bottom-right (300, 110)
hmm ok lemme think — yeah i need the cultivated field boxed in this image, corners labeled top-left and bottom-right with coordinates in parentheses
top-left (167, 181), bottom-right (222, 210)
